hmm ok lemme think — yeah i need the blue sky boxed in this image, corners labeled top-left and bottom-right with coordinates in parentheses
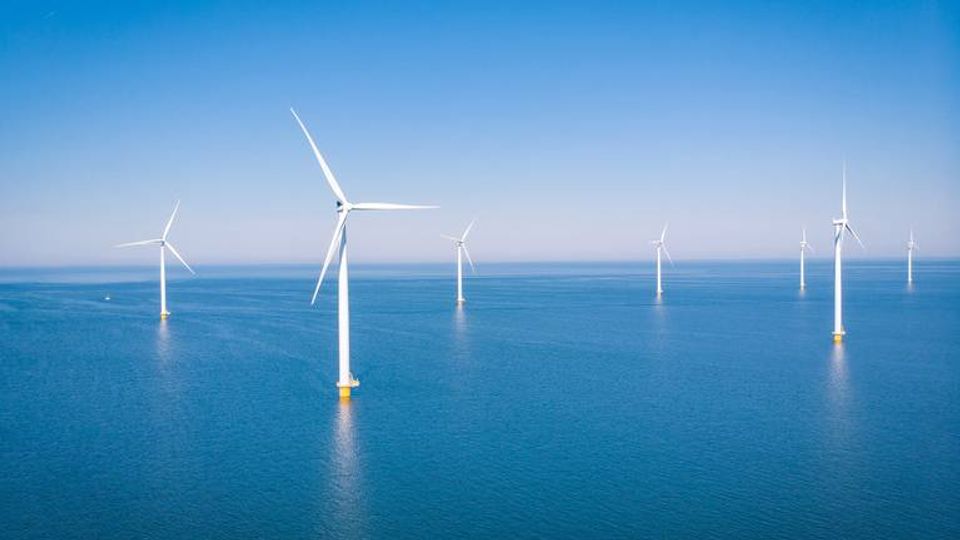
top-left (1, 0), bottom-right (957, 265)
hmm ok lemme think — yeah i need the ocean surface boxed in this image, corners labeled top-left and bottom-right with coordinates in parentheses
top-left (1, 260), bottom-right (958, 539)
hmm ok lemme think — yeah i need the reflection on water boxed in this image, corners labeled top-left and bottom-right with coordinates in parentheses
top-left (826, 344), bottom-right (854, 449)
top-left (829, 345), bottom-right (848, 401)
top-left (156, 320), bottom-right (171, 361)
top-left (452, 305), bottom-right (469, 359)
top-left (453, 304), bottom-right (467, 336)
top-left (153, 320), bottom-right (183, 394)
top-left (327, 400), bottom-right (366, 538)
top-left (651, 296), bottom-right (668, 348)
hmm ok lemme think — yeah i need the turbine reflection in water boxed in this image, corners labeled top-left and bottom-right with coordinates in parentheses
top-left (327, 400), bottom-right (366, 538)
top-left (651, 295), bottom-right (669, 351)
top-left (829, 345), bottom-right (849, 405)
top-left (825, 344), bottom-right (857, 457)
top-left (156, 320), bottom-right (170, 358)
top-left (453, 305), bottom-right (469, 354)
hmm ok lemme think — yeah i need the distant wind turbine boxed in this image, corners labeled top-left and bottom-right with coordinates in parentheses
top-left (115, 201), bottom-right (195, 319)
top-left (290, 107), bottom-right (437, 399)
top-left (800, 227), bottom-right (814, 290)
top-left (832, 164), bottom-right (865, 343)
top-left (442, 220), bottom-right (477, 305)
top-left (907, 229), bottom-right (917, 284)
top-left (651, 223), bottom-right (673, 296)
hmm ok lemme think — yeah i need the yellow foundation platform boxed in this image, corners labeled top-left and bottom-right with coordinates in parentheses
top-left (337, 379), bottom-right (360, 399)
top-left (833, 333), bottom-right (843, 344)
top-left (160, 313), bottom-right (169, 320)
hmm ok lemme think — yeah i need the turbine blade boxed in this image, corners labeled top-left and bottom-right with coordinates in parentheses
top-left (351, 202), bottom-right (438, 211)
top-left (162, 200), bottom-right (181, 240)
top-left (461, 219), bottom-right (477, 241)
top-left (164, 242), bottom-right (195, 275)
top-left (289, 108), bottom-right (349, 203)
top-left (802, 227), bottom-right (807, 243)
top-left (115, 239), bottom-right (162, 248)
top-left (806, 243), bottom-right (815, 255)
top-left (462, 245), bottom-right (477, 274)
top-left (312, 212), bottom-right (349, 305)
top-left (441, 234), bottom-right (460, 242)
top-left (660, 223), bottom-right (668, 243)
top-left (841, 163), bottom-right (848, 218)
top-left (662, 245), bottom-right (675, 266)
top-left (845, 223), bottom-right (865, 250)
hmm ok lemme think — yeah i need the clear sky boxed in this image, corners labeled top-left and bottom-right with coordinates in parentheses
top-left (1, 0), bottom-right (957, 266)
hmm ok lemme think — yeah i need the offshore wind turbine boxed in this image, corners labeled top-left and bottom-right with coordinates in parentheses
top-left (290, 108), bottom-right (436, 399)
top-left (799, 227), bottom-right (814, 290)
top-left (651, 223), bottom-right (673, 296)
top-left (831, 165), bottom-right (865, 343)
top-left (907, 229), bottom-right (917, 284)
top-left (442, 220), bottom-right (477, 305)
top-left (115, 201), bottom-right (195, 319)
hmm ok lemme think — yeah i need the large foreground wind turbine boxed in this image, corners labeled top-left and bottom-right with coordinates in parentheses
top-left (907, 229), bottom-right (917, 284)
top-left (291, 108), bottom-right (436, 399)
top-left (832, 165), bottom-right (864, 343)
top-left (115, 201), bottom-right (195, 319)
top-left (651, 223), bottom-right (673, 296)
top-left (442, 220), bottom-right (476, 305)
top-left (799, 227), bottom-right (814, 290)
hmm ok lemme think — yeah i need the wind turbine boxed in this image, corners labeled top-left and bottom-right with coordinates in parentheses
top-left (290, 107), bottom-right (436, 399)
top-left (651, 223), bottom-right (673, 296)
top-left (799, 227), bottom-right (814, 290)
top-left (442, 220), bottom-right (477, 305)
top-left (907, 229), bottom-right (917, 284)
top-left (115, 201), bottom-right (195, 319)
top-left (832, 164), bottom-right (864, 343)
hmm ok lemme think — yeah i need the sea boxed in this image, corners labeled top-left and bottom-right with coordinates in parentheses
top-left (1, 260), bottom-right (958, 539)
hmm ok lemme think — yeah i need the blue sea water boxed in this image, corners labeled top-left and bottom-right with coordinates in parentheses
top-left (1, 260), bottom-right (958, 539)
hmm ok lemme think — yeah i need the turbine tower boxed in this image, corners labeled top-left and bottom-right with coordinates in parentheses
top-left (651, 223), bottom-right (673, 296)
top-left (115, 200), bottom-right (195, 319)
top-left (291, 108), bottom-right (436, 399)
top-left (442, 220), bottom-right (477, 304)
top-left (907, 230), bottom-right (917, 284)
top-left (799, 227), bottom-right (814, 290)
top-left (832, 164), bottom-right (864, 343)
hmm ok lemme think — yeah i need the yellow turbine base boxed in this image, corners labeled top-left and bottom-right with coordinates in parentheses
top-left (160, 313), bottom-right (169, 320)
top-left (833, 334), bottom-right (843, 344)
top-left (338, 386), bottom-right (352, 399)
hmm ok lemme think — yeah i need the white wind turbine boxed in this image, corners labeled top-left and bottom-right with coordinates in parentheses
top-left (907, 229), bottom-right (917, 284)
top-left (115, 201), bottom-right (195, 319)
top-left (290, 108), bottom-right (436, 399)
top-left (832, 164), bottom-right (865, 343)
top-left (799, 227), bottom-right (814, 290)
top-left (651, 223), bottom-right (673, 296)
top-left (442, 220), bottom-right (477, 305)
